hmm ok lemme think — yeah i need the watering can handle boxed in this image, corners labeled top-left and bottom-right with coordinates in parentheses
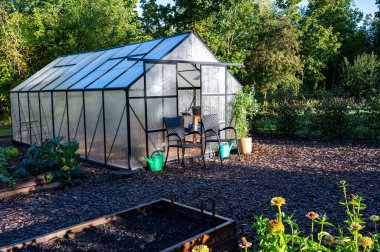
top-left (151, 149), bottom-right (164, 155)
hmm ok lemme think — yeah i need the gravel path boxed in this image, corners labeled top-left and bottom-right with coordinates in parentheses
top-left (0, 136), bottom-right (379, 247)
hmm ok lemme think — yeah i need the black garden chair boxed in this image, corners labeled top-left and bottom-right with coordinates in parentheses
top-left (163, 117), bottom-right (205, 168)
top-left (201, 114), bottom-right (241, 164)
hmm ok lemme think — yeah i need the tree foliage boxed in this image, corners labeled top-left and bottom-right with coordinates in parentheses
top-left (0, 0), bottom-right (145, 94)
top-left (0, 0), bottom-right (378, 101)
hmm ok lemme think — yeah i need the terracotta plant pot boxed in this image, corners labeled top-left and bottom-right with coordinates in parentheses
top-left (238, 137), bottom-right (252, 154)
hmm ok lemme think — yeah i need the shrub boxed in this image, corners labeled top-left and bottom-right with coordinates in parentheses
top-left (275, 101), bottom-right (300, 136)
top-left (249, 181), bottom-right (379, 251)
top-left (0, 95), bottom-right (10, 121)
top-left (340, 52), bottom-right (380, 98)
top-left (366, 97), bottom-right (380, 140)
top-left (313, 97), bottom-right (350, 139)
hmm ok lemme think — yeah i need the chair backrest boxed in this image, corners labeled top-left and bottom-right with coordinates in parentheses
top-left (163, 117), bottom-right (185, 141)
top-left (201, 114), bottom-right (220, 136)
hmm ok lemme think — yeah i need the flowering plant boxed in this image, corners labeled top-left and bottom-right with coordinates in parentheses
top-left (249, 181), bottom-right (379, 251)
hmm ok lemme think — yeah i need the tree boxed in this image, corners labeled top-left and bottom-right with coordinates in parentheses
top-left (373, 0), bottom-right (380, 55)
top-left (299, 0), bottom-right (366, 93)
top-left (245, 1), bottom-right (303, 99)
top-left (0, 8), bottom-right (29, 94)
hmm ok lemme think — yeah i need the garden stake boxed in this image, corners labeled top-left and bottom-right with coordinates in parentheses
top-left (170, 190), bottom-right (174, 209)
top-left (201, 199), bottom-right (205, 223)
top-left (212, 200), bottom-right (216, 223)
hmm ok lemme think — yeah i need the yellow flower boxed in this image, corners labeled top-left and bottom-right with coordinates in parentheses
top-left (324, 235), bottom-right (335, 245)
top-left (62, 165), bottom-right (70, 172)
top-left (306, 211), bottom-right (319, 220)
top-left (239, 237), bottom-right (253, 249)
top-left (350, 223), bottom-right (364, 231)
top-left (191, 245), bottom-right (209, 252)
top-left (369, 215), bottom-right (380, 222)
top-left (268, 219), bottom-right (285, 235)
top-left (359, 237), bottom-right (374, 247)
top-left (271, 197), bottom-right (286, 207)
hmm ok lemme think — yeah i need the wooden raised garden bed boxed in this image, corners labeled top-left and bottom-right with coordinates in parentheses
top-left (0, 198), bottom-right (237, 252)
top-left (0, 175), bottom-right (61, 200)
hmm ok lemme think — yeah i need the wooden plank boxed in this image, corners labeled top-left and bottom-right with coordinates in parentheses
top-left (0, 175), bottom-right (62, 200)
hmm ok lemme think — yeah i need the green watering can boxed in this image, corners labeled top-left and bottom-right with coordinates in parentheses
top-left (219, 141), bottom-right (236, 159)
top-left (144, 150), bottom-right (164, 172)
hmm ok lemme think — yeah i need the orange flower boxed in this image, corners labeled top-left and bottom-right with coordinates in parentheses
top-left (350, 223), bottom-right (363, 231)
top-left (271, 197), bottom-right (286, 207)
top-left (268, 219), bottom-right (285, 235)
top-left (359, 237), bottom-right (373, 247)
top-left (62, 165), bottom-right (70, 172)
top-left (239, 237), bottom-right (252, 249)
top-left (306, 211), bottom-right (319, 220)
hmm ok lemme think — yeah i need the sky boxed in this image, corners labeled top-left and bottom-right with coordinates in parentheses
top-left (139, 0), bottom-right (377, 16)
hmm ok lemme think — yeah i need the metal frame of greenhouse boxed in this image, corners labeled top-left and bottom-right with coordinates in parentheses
top-left (9, 32), bottom-right (242, 170)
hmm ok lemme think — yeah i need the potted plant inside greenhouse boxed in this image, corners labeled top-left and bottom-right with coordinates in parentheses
top-left (233, 86), bottom-right (258, 154)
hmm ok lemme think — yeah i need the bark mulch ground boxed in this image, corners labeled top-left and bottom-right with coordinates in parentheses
top-left (0, 136), bottom-right (379, 248)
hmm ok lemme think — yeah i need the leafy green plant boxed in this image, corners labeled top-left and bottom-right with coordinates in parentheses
top-left (233, 86), bottom-right (259, 138)
top-left (0, 146), bottom-right (19, 159)
top-left (275, 101), bottom-right (300, 136)
top-left (250, 181), bottom-right (379, 252)
top-left (0, 167), bottom-right (15, 187)
top-left (11, 137), bottom-right (85, 186)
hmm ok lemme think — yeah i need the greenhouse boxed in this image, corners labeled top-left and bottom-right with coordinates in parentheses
top-left (9, 32), bottom-right (242, 170)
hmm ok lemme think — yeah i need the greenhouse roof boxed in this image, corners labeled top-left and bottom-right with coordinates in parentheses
top-left (12, 32), bottom-right (202, 92)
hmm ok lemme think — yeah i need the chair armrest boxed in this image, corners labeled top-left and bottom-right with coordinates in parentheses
top-left (219, 127), bottom-right (237, 136)
top-left (220, 126), bottom-right (236, 132)
top-left (185, 131), bottom-right (202, 136)
top-left (167, 133), bottom-right (182, 141)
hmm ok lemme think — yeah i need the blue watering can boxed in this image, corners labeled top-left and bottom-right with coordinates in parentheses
top-left (219, 141), bottom-right (236, 159)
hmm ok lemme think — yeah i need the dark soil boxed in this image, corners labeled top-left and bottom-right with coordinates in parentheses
top-left (0, 136), bottom-right (379, 248)
top-left (20, 207), bottom-right (217, 252)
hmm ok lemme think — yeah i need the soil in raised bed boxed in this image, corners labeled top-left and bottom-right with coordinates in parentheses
top-left (19, 207), bottom-right (219, 252)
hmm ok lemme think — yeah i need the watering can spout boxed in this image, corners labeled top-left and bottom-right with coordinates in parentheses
top-left (144, 156), bottom-right (153, 166)
top-left (229, 140), bottom-right (236, 151)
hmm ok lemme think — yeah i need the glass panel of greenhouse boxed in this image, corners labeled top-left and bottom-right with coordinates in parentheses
top-left (10, 32), bottom-right (242, 170)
